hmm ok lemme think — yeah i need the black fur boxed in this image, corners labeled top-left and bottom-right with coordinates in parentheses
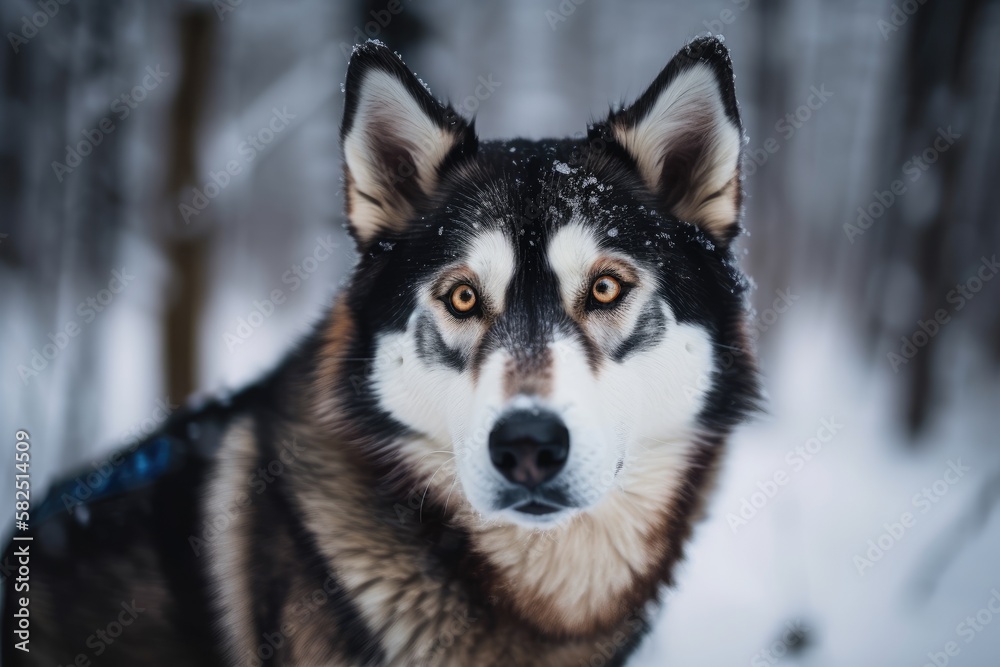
top-left (338, 131), bottom-right (759, 437)
top-left (3, 37), bottom-right (759, 665)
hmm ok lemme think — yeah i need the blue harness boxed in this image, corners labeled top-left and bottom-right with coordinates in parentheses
top-left (33, 435), bottom-right (179, 525)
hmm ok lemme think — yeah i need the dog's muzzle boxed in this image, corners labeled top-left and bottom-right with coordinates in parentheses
top-left (488, 409), bottom-right (569, 514)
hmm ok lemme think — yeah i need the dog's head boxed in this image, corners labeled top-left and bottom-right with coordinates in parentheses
top-left (333, 39), bottom-right (758, 536)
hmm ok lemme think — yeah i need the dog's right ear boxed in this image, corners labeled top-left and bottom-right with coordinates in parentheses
top-left (341, 42), bottom-right (476, 247)
top-left (607, 36), bottom-right (744, 245)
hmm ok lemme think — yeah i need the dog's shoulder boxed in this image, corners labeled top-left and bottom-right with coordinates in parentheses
top-left (1, 388), bottom-right (266, 666)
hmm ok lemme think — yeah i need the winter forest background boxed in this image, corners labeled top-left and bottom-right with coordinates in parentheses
top-left (2, 0), bottom-right (1000, 665)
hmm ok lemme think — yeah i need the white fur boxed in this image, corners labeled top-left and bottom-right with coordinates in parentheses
top-left (547, 219), bottom-right (657, 352)
top-left (453, 293), bottom-right (715, 625)
top-left (613, 63), bottom-right (741, 237)
top-left (367, 218), bottom-right (719, 629)
top-left (204, 419), bottom-right (260, 665)
top-left (370, 228), bottom-right (517, 499)
top-left (546, 220), bottom-right (601, 311)
top-left (371, 220), bottom-right (716, 529)
top-left (465, 229), bottom-right (517, 314)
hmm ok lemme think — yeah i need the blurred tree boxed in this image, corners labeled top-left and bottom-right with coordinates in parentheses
top-left (889, 0), bottom-right (994, 438)
top-left (164, 9), bottom-right (215, 402)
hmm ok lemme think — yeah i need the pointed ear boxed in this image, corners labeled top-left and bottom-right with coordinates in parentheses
top-left (608, 37), bottom-right (744, 244)
top-left (341, 41), bottom-right (476, 247)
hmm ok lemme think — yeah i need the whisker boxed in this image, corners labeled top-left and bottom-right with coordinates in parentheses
top-left (412, 449), bottom-right (457, 467)
top-left (419, 456), bottom-right (456, 523)
top-left (443, 474), bottom-right (461, 515)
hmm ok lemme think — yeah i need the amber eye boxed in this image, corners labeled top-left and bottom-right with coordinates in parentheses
top-left (448, 284), bottom-right (479, 317)
top-left (590, 275), bottom-right (622, 305)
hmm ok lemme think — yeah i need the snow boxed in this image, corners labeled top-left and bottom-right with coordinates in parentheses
top-left (629, 295), bottom-right (1000, 666)
top-left (4, 3), bottom-right (996, 664)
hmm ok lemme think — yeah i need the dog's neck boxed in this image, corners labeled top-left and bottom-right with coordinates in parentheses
top-left (291, 427), bottom-right (711, 642)
top-left (455, 491), bottom-right (671, 635)
top-left (452, 436), bottom-right (715, 636)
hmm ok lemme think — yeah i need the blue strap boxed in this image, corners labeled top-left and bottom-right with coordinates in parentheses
top-left (33, 436), bottom-right (178, 525)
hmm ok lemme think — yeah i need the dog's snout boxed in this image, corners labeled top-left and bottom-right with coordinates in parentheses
top-left (488, 410), bottom-right (569, 489)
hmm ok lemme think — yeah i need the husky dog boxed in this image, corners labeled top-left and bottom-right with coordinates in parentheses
top-left (3, 37), bottom-right (758, 666)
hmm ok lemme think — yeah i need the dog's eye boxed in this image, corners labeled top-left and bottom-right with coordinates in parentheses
top-left (590, 275), bottom-right (622, 305)
top-left (448, 284), bottom-right (479, 318)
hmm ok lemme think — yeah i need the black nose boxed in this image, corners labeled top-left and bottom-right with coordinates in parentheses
top-left (488, 410), bottom-right (569, 489)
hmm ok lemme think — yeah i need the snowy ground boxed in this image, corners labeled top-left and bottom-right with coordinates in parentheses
top-left (631, 295), bottom-right (1000, 666)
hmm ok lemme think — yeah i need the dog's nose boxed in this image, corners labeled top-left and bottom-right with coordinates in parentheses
top-left (488, 410), bottom-right (569, 489)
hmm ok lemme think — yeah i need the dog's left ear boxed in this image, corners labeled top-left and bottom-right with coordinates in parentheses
top-left (341, 41), bottom-right (476, 247)
top-left (608, 36), bottom-right (743, 244)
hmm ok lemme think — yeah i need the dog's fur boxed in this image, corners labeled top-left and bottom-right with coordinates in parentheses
top-left (3, 37), bottom-right (759, 666)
